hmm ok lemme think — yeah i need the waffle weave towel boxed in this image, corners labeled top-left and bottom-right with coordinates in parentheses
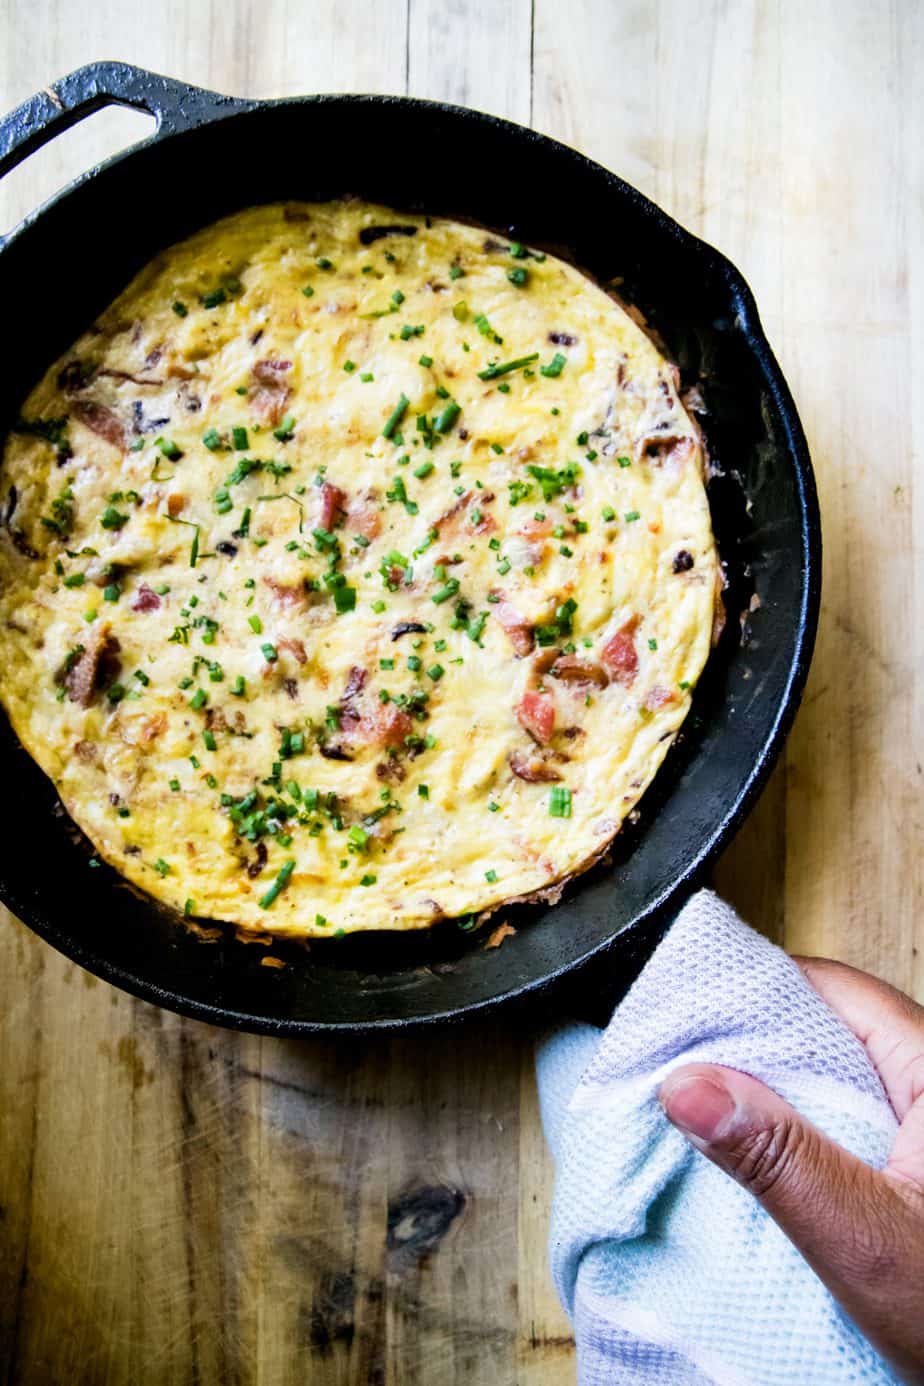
top-left (536, 890), bottom-right (900, 1384)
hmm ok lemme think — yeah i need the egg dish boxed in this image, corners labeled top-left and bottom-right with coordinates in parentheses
top-left (0, 201), bottom-right (718, 937)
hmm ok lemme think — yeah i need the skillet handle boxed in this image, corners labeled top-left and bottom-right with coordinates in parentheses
top-left (0, 59), bottom-right (243, 188)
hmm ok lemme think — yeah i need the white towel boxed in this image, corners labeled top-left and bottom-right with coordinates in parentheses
top-left (536, 890), bottom-right (900, 1384)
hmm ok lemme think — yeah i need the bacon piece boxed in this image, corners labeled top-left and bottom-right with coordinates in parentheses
top-left (550, 655), bottom-right (609, 688)
top-left (263, 576), bottom-right (306, 610)
top-left (485, 922), bottom-right (517, 949)
top-left (347, 493), bottom-right (381, 541)
top-left (343, 666), bottom-right (368, 702)
top-left (493, 598), bottom-right (534, 657)
top-left (250, 358), bottom-right (292, 426)
top-left (253, 358), bottom-right (292, 384)
top-left (71, 400), bottom-right (126, 449)
top-left (645, 685), bottom-right (677, 710)
top-left (63, 626), bottom-right (120, 707)
top-left (518, 516), bottom-right (553, 541)
top-left (640, 435), bottom-right (695, 468)
top-left (137, 712), bottom-right (167, 743)
top-left (601, 617), bottom-right (640, 686)
top-left (130, 583), bottom-right (161, 613)
top-left (318, 482), bottom-right (346, 532)
top-left (374, 703), bottom-right (413, 748)
top-left (277, 637), bottom-right (307, 665)
top-left (467, 492), bottom-right (496, 535)
top-left (509, 751), bottom-right (562, 783)
top-left (433, 490), bottom-right (471, 533)
top-left (391, 621), bottom-right (427, 641)
top-left (247, 841), bottom-right (268, 879)
top-left (516, 690), bottom-right (555, 745)
top-left (166, 493), bottom-right (186, 517)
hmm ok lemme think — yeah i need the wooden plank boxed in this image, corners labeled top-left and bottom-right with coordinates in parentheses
top-left (407, 0), bottom-right (532, 124)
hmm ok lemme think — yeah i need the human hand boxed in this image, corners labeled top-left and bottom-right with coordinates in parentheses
top-left (658, 958), bottom-right (924, 1383)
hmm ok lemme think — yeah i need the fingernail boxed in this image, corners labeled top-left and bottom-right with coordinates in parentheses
top-left (660, 1074), bottom-right (737, 1142)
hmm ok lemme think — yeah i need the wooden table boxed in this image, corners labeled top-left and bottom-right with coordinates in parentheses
top-left (1, 3), bottom-right (920, 1381)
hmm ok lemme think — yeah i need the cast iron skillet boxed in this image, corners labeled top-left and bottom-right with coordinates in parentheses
top-left (0, 62), bottom-right (820, 1033)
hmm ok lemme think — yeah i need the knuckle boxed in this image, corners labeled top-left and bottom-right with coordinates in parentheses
top-left (723, 1118), bottom-right (806, 1199)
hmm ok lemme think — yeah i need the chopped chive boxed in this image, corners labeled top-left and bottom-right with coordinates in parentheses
top-left (485, 869), bottom-right (498, 883)
top-left (259, 859), bottom-right (295, 909)
top-left (507, 267), bottom-right (528, 287)
top-left (172, 300), bottom-right (188, 317)
top-left (434, 401), bottom-right (460, 433)
top-left (540, 352), bottom-right (567, 378)
top-left (189, 688), bottom-right (207, 710)
top-left (382, 393), bottom-right (409, 439)
top-left (624, 510), bottom-right (640, 523)
top-left (418, 354), bottom-right (433, 368)
top-left (343, 360), bottom-right (356, 373)
top-left (262, 642), bottom-right (278, 662)
top-left (427, 664), bottom-right (444, 682)
top-left (302, 285), bottom-right (315, 297)
top-left (359, 873), bottom-right (377, 887)
top-left (316, 256), bottom-right (334, 270)
top-left (103, 583), bottom-right (120, 603)
top-left (155, 436), bottom-right (183, 460)
top-left (63, 573), bottom-right (85, 588)
top-left (203, 730), bottom-right (217, 752)
top-left (154, 858), bottom-right (171, 877)
top-left (413, 461), bottom-right (434, 479)
top-left (618, 456), bottom-right (632, 468)
top-left (248, 614), bottom-right (263, 633)
top-left (333, 585), bottom-right (357, 613)
top-left (100, 505), bottom-right (128, 530)
top-left (648, 638), bottom-right (658, 650)
top-left (202, 426), bottom-right (223, 451)
top-left (549, 786), bottom-right (572, 818)
top-left (602, 505), bottom-right (616, 522)
top-left (432, 580), bottom-right (459, 604)
top-left (477, 353), bottom-right (539, 381)
top-left (232, 426), bottom-right (249, 450)
top-left (418, 784), bottom-right (429, 799)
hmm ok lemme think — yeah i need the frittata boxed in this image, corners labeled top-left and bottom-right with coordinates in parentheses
top-left (0, 201), bottom-right (718, 937)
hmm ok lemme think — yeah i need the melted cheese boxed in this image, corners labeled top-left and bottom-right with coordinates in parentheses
top-left (0, 201), bottom-right (717, 937)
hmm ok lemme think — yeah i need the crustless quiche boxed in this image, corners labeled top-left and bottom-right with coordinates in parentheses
top-left (0, 202), bottom-right (718, 937)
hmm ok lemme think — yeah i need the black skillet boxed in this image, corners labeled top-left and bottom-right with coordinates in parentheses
top-left (0, 62), bottom-right (820, 1033)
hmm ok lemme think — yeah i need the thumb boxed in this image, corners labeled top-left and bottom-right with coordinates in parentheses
top-left (658, 1063), bottom-right (896, 1289)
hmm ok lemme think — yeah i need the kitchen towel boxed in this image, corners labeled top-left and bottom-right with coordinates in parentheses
top-left (536, 890), bottom-right (900, 1384)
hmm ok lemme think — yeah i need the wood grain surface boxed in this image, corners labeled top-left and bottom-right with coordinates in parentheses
top-left (0, 2), bottom-right (921, 1381)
